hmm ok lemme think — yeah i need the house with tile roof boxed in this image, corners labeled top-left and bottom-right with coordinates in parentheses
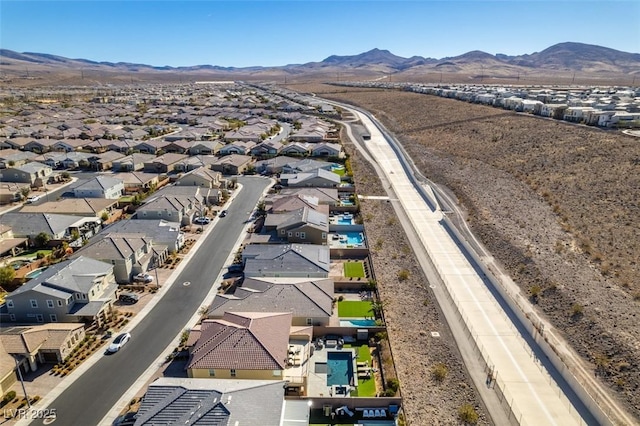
top-left (87, 150), bottom-right (127, 171)
top-left (20, 198), bottom-right (118, 218)
top-left (276, 187), bottom-right (340, 207)
top-left (187, 312), bottom-right (293, 380)
top-left (0, 149), bottom-right (38, 168)
top-left (0, 323), bottom-right (85, 372)
top-left (143, 152), bottom-right (188, 174)
top-left (210, 154), bottom-right (253, 175)
top-left (101, 219), bottom-right (184, 253)
top-left (263, 207), bottom-right (329, 245)
top-left (208, 277), bottom-right (334, 327)
top-left (279, 168), bottom-right (341, 188)
top-left (112, 153), bottom-right (157, 172)
top-left (74, 232), bottom-right (166, 283)
top-left (269, 193), bottom-right (329, 215)
top-left (0, 162), bottom-right (52, 185)
top-left (1, 212), bottom-right (97, 243)
top-left (242, 243), bottom-right (330, 278)
top-left (73, 176), bottom-right (124, 199)
top-left (3, 256), bottom-right (117, 326)
top-left (133, 378), bottom-right (289, 426)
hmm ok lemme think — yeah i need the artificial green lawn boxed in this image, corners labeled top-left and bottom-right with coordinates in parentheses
top-left (343, 261), bottom-right (365, 278)
top-left (343, 343), bottom-right (376, 397)
top-left (337, 300), bottom-right (372, 318)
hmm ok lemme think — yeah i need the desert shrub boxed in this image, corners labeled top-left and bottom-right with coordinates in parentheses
top-left (397, 269), bottom-right (410, 281)
top-left (458, 403), bottom-right (479, 424)
top-left (571, 303), bottom-right (584, 317)
top-left (432, 362), bottom-right (449, 382)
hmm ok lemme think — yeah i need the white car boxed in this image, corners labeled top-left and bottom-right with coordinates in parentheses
top-left (25, 195), bottom-right (42, 204)
top-left (107, 332), bottom-right (131, 353)
top-left (193, 216), bottom-right (211, 224)
top-left (133, 273), bottom-right (153, 283)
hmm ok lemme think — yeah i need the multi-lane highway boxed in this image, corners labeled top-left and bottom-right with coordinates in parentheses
top-left (29, 176), bottom-right (271, 426)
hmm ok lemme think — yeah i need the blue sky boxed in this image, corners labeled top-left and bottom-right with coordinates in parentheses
top-left (1, 1), bottom-right (639, 67)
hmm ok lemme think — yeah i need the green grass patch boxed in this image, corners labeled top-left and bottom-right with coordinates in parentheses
top-left (343, 261), bottom-right (365, 278)
top-left (15, 249), bottom-right (52, 259)
top-left (337, 301), bottom-right (372, 318)
top-left (119, 196), bottom-right (135, 203)
top-left (343, 344), bottom-right (376, 397)
top-left (332, 167), bottom-right (346, 177)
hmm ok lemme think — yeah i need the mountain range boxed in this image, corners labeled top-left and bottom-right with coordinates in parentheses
top-left (1, 42), bottom-right (638, 84)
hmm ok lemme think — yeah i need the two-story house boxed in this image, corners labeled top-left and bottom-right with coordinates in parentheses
top-left (3, 256), bottom-right (117, 326)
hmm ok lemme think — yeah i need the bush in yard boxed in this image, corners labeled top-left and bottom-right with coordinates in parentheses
top-left (386, 378), bottom-right (400, 393)
top-left (2, 390), bottom-right (16, 407)
top-left (397, 269), bottom-right (410, 281)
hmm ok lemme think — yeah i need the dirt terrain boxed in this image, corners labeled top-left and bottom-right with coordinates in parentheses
top-left (290, 84), bottom-right (640, 423)
top-left (341, 128), bottom-right (490, 425)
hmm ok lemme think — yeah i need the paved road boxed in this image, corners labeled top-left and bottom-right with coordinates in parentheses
top-left (331, 101), bottom-right (595, 425)
top-left (30, 176), bottom-right (271, 426)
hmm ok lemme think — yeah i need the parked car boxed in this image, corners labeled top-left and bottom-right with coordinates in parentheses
top-left (133, 273), bottom-right (153, 283)
top-left (25, 195), bottom-right (42, 204)
top-left (193, 216), bottom-right (211, 225)
top-left (107, 332), bottom-right (131, 353)
top-left (219, 210), bottom-right (227, 217)
top-left (119, 292), bottom-right (139, 304)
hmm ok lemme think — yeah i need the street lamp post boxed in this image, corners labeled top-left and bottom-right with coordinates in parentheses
top-left (13, 356), bottom-right (31, 408)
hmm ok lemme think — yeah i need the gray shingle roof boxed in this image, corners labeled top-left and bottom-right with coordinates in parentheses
top-left (9, 256), bottom-right (113, 297)
top-left (208, 277), bottom-right (333, 319)
top-left (242, 244), bottom-right (330, 277)
top-left (134, 378), bottom-right (286, 426)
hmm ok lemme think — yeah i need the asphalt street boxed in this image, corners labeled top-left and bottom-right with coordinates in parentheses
top-left (30, 176), bottom-right (271, 426)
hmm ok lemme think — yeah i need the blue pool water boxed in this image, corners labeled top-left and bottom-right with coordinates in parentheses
top-left (337, 218), bottom-right (353, 225)
top-left (25, 267), bottom-right (48, 279)
top-left (340, 319), bottom-right (377, 327)
top-left (345, 232), bottom-right (364, 245)
top-left (327, 352), bottom-right (354, 386)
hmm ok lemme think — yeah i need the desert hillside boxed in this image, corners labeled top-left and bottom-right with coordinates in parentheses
top-left (293, 84), bottom-right (640, 420)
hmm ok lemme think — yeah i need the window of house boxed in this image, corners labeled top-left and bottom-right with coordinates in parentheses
top-left (36, 314), bottom-right (44, 323)
top-left (322, 232), bottom-right (326, 239)
top-left (67, 297), bottom-right (73, 304)
top-left (47, 300), bottom-right (54, 308)
top-left (295, 232), bottom-right (299, 237)
top-left (6, 300), bottom-right (13, 308)
top-left (272, 370), bottom-right (281, 376)
top-left (230, 369), bottom-right (237, 377)
top-left (50, 314), bottom-right (58, 322)
top-left (30, 299), bottom-right (38, 308)
top-left (208, 369), bottom-right (215, 377)
top-left (300, 232), bottom-right (306, 239)
top-left (288, 232), bottom-right (293, 237)
top-left (82, 294), bottom-right (87, 300)
top-left (57, 300), bottom-right (63, 307)
top-left (281, 229), bottom-right (285, 235)
top-left (306, 318), bottom-right (313, 325)
top-left (9, 314), bottom-right (15, 321)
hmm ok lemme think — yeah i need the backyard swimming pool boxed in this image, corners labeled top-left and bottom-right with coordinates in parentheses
top-left (326, 351), bottom-right (354, 386)
top-left (340, 319), bottom-right (378, 327)
top-left (25, 267), bottom-right (48, 279)
top-left (345, 232), bottom-right (364, 245)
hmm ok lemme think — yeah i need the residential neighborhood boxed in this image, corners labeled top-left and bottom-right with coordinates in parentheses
top-left (334, 81), bottom-right (640, 129)
top-left (0, 82), bottom-right (400, 425)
